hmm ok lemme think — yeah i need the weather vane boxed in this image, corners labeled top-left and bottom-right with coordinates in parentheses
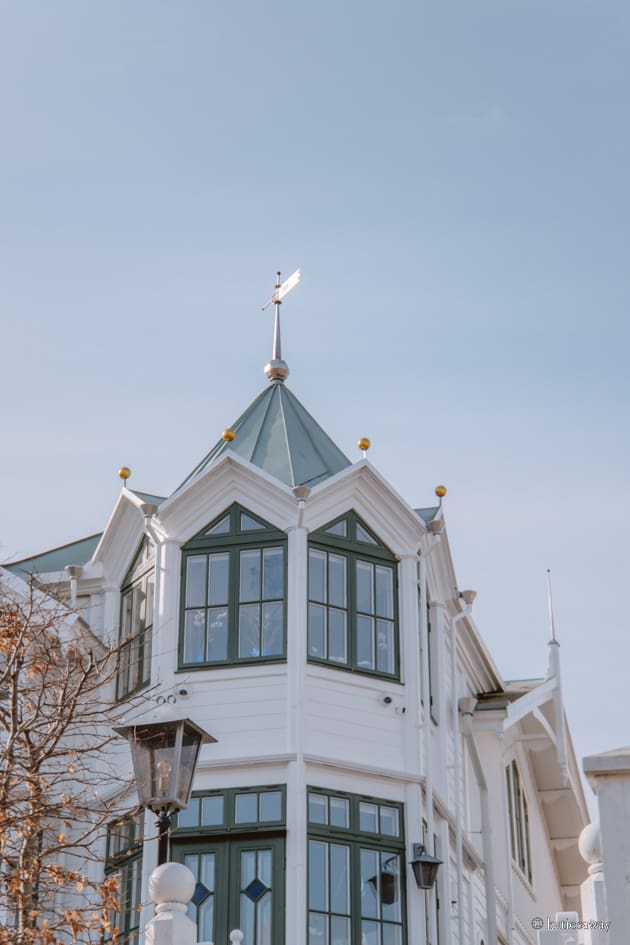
top-left (261, 268), bottom-right (301, 382)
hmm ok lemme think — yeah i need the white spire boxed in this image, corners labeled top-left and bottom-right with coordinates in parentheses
top-left (261, 269), bottom-right (301, 382)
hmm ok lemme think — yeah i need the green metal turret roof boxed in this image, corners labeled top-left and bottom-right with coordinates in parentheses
top-left (3, 533), bottom-right (102, 578)
top-left (175, 380), bottom-right (351, 493)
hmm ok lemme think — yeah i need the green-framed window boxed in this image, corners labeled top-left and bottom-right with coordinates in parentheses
top-left (117, 538), bottom-right (154, 700)
top-left (171, 786), bottom-right (286, 945)
top-left (105, 811), bottom-right (144, 945)
top-left (179, 504), bottom-right (287, 669)
top-left (506, 760), bottom-right (533, 884)
top-left (308, 512), bottom-right (399, 679)
top-left (307, 787), bottom-right (406, 945)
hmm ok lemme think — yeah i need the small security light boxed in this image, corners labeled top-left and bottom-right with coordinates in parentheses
top-left (410, 843), bottom-right (442, 890)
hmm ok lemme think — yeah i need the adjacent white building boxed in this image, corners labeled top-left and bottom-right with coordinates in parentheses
top-left (3, 328), bottom-right (588, 945)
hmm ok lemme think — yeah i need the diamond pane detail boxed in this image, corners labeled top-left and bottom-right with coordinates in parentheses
top-left (191, 882), bottom-right (211, 907)
top-left (244, 878), bottom-right (269, 903)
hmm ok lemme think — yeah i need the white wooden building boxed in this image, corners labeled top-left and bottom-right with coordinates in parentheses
top-left (3, 325), bottom-right (588, 945)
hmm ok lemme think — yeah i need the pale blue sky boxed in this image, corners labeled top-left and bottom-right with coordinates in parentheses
top-left (1, 2), bottom-right (629, 793)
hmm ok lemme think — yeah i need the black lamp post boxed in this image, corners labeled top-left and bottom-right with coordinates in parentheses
top-left (115, 717), bottom-right (216, 865)
top-left (410, 843), bottom-right (442, 890)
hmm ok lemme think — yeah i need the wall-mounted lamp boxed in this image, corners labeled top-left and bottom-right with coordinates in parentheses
top-left (410, 843), bottom-right (442, 890)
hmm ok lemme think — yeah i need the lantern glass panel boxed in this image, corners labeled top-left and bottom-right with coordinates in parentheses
top-left (176, 725), bottom-right (203, 807)
top-left (133, 726), bottom-right (178, 810)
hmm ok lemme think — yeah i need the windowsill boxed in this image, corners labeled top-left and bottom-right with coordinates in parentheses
top-left (306, 662), bottom-right (404, 691)
top-left (176, 661), bottom-right (288, 680)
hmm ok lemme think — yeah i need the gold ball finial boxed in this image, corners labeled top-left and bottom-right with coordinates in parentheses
top-left (358, 437), bottom-right (371, 453)
top-left (435, 485), bottom-right (447, 498)
top-left (118, 466), bottom-right (131, 482)
top-left (222, 428), bottom-right (236, 442)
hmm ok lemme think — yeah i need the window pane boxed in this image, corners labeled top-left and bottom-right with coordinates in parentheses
top-left (325, 520), bottom-right (347, 537)
top-left (308, 604), bottom-right (326, 659)
top-left (141, 626), bottom-right (152, 685)
top-left (121, 589), bottom-right (133, 639)
top-left (356, 522), bottom-right (378, 545)
top-left (260, 791), bottom-right (282, 822)
top-left (328, 555), bottom-right (346, 607)
top-left (240, 894), bottom-right (255, 945)
top-left (241, 849), bottom-right (257, 886)
top-left (360, 849), bottom-right (380, 919)
top-left (379, 806), bottom-right (400, 838)
top-left (329, 796), bottom-right (349, 828)
top-left (235, 793), bottom-right (258, 824)
top-left (262, 602), bottom-right (283, 656)
top-left (308, 840), bottom-right (328, 912)
top-left (328, 610), bottom-right (347, 663)
top-left (375, 567), bottom-right (393, 619)
top-left (208, 553), bottom-right (229, 605)
top-left (201, 794), bottom-right (224, 826)
top-left (357, 615), bottom-right (375, 669)
top-left (376, 620), bottom-right (395, 675)
top-left (240, 549), bottom-right (261, 602)
top-left (356, 561), bottom-right (374, 614)
top-left (330, 844), bottom-right (350, 914)
top-left (263, 547), bottom-right (284, 600)
top-left (241, 512), bottom-right (265, 531)
top-left (258, 848), bottom-right (272, 887)
top-left (117, 641), bottom-right (131, 698)
top-left (184, 610), bottom-right (206, 663)
top-left (206, 514), bottom-right (230, 535)
top-left (177, 796), bottom-right (199, 828)
top-left (239, 604), bottom-right (261, 658)
top-left (359, 803), bottom-right (378, 834)
top-left (309, 912), bottom-right (328, 945)
top-left (199, 894), bottom-right (214, 941)
top-left (133, 584), bottom-right (145, 634)
top-left (186, 556), bottom-right (207, 608)
top-left (145, 576), bottom-right (155, 629)
top-left (382, 924), bottom-right (402, 945)
top-left (309, 793), bottom-right (328, 825)
top-left (331, 916), bottom-right (351, 945)
top-left (258, 889), bottom-right (272, 945)
top-left (380, 854), bottom-right (401, 921)
top-left (207, 608), bottom-right (228, 662)
top-left (130, 858), bottom-right (142, 919)
top-left (309, 550), bottom-right (326, 603)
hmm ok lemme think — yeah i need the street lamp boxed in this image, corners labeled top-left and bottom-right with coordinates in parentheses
top-left (410, 843), bottom-right (442, 890)
top-left (115, 716), bottom-right (216, 865)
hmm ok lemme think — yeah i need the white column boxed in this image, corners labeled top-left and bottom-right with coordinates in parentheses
top-left (399, 554), bottom-right (426, 945)
top-left (583, 748), bottom-right (630, 945)
top-left (285, 522), bottom-right (308, 945)
top-left (101, 585), bottom-right (119, 645)
top-left (154, 538), bottom-right (181, 690)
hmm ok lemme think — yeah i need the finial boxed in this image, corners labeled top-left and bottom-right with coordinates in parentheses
top-left (435, 485), bottom-right (447, 506)
top-left (357, 437), bottom-right (371, 458)
top-left (261, 268), bottom-right (301, 382)
top-left (118, 466), bottom-right (131, 487)
top-left (222, 428), bottom-right (235, 442)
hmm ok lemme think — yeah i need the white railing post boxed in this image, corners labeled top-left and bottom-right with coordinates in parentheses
top-left (143, 862), bottom-right (198, 945)
top-left (229, 932), bottom-right (243, 945)
top-left (579, 823), bottom-right (609, 945)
